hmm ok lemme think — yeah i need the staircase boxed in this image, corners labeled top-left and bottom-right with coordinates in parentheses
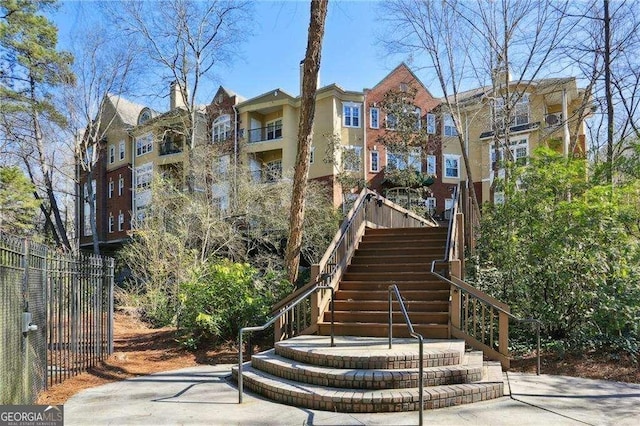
top-left (234, 225), bottom-right (506, 413)
top-left (232, 335), bottom-right (504, 412)
top-left (318, 226), bottom-right (451, 339)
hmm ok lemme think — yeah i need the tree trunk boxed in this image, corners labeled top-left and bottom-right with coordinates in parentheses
top-left (603, 0), bottom-right (614, 184)
top-left (285, 0), bottom-right (329, 284)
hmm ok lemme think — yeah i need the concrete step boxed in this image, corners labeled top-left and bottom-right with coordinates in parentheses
top-left (274, 336), bottom-right (463, 369)
top-left (318, 322), bottom-right (450, 339)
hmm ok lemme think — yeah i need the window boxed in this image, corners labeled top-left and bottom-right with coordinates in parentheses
top-left (426, 155), bottom-right (436, 175)
top-left (266, 119), bottom-right (282, 140)
top-left (386, 113), bottom-right (397, 130)
top-left (370, 107), bottom-right (379, 129)
top-left (343, 103), bottom-right (361, 128)
top-left (445, 198), bottom-right (455, 211)
top-left (265, 160), bottom-right (282, 182)
top-left (443, 114), bottom-right (458, 136)
top-left (388, 149), bottom-right (421, 171)
top-left (108, 214), bottom-right (114, 233)
top-left (494, 192), bottom-right (505, 204)
top-left (214, 155), bottom-right (230, 176)
top-left (83, 179), bottom-right (95, 237)
top-left (414, 108), bottom-right (422, 130)
top-left (444, 154), bottom-right (460, 178)
top-left (494, 94), bottom-right (530, 128)
top-left (119, 140), bottom-right (125, 160)
top-left (118, 174), bottom-right (124, 196)
top-left (135, 162), bottom-right (153, 190)
top-left (426, 197), bottom-right (436, 214)
top-left (343, 146), bottom-right (362, 171)
top-left (370, 150), bottom-right (379, 172)
top-left (426, 113), bottom-right (436, 134)
top-left (309, 147), bottom-right (315, 164)
top-left (212, 114), bottom-right (231, 142)
top-left (136, 133), bottom-right (153, 156)
top-left (118, 211), bottom-right (124, 231)
top-left (490, 138), bottom-right (528, 169)
top-left (109, 145), bottom-right (115, 164)
top-left (108, 180), bottom-right (114, 198)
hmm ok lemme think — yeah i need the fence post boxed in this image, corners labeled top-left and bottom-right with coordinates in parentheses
top-left (107, 257), bottom-right (114, 355)
top-left (498, 311), bottom-right (510, 369)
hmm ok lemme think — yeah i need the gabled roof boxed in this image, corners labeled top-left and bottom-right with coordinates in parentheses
top-left (106, 94), bottom-right (146, 127)
top-left (366, 63), bottom-right (437, 100)
top-left (218, 86), bottom-right (246, 103)
top-left (446, 77), bottom-right (578, 104)
top-left (236, 88), bottom-right (297, 108)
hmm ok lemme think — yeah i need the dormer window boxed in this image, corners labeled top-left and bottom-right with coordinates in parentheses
top-left (138, 108), bottom-right (152, 125)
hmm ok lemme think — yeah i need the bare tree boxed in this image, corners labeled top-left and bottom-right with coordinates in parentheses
top-left (285, 0), bottom-right (329, 284)
top-left (105, 0), bottom-right (252, 191)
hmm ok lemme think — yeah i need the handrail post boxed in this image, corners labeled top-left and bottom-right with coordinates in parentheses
top-left (388, 288), bottom-right (393, 349)
top-left (418, 334), bottom-right (424, 426)
top-left (238, 329), bottom-right (244, 403)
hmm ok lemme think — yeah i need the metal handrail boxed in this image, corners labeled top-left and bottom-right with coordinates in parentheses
top-left (430, 260), bottom-right (542, 375)
top-left (444, 183), bottom-right (460, 262)
top-left (238, 283), bottom-right (335, 403)
top-left (388, 284), bottom-right (424, 426)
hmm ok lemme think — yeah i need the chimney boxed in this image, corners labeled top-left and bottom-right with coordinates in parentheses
top-left (299, 60), bottom-right (320, 96)
top-left (170, 81), bottom-right (188, 110)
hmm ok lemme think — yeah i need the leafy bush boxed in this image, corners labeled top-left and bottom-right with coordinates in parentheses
top-left (177, 260), bottom-right (292, 347)
top-left (471, 148), bottom-right (640, 356)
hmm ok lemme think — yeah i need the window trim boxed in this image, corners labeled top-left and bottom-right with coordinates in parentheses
top-left (443, 154), bottom-right (461, 179)
top-left (343, 102), bottom-right (362, 128)
top-left (118, 211), bottom-right (124, 231)
top-left (370, 150), bottom-right (379, 172)
top-left (136, 133), bottom-right (153, 157)
top-left (370, 107), bottom-right (379, 129)
top-left (108, 180), bottom-right (114, 198)
top-left (387, 148), bottom-right (421, 171)
top-left (118, 140), bottom-right (125, 161)
top-left (443, 114), bottom-right (458, 137)
top-left (108, 214), bottom-right (114, 233)
top-left (212, 114), bottom-right (231, 142)
top-left (426, 155), bottom-right (436, 175)
top-left (109, 145), bottom-right (115, 164)
top-left (118, 174), bottom-right (124, 196)
top-left (309, 146), bottom-right (315, 164)
top-left (265, 118), bottom-right (283, 140)
top-left (426, 113), bottom-right (436, 134)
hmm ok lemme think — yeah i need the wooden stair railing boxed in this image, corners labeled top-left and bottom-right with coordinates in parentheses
top-left (435, 183), bottom-right (541, 372)
top-left (272, 188), bottom-right (437, 342)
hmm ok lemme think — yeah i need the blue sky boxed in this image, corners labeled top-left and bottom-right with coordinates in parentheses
top-left (53, 1), bottom-right (414, 109)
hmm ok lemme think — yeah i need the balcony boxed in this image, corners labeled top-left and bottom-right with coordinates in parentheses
top-left (544, 112), bottom-right (563, 128)
top-left (247, 123), bottom-right (283, 143)
top-left (159, 135), bottom-right (184, 156)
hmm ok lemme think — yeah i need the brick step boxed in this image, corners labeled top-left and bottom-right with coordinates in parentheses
top-left (232, 366), bottom-right (503, 412)
top-left (338, 280), bottom-right (450, 291)
top-left (342, 271), bottom-right (441, 282)
top-left (249, 350), bottom-right (483, 389)
top-left (273, 336), bottom-right (463, 368)
top-left (357, 242), bottom-right (445, 252)
top-left (335, 289), bottom-right (450, 301)
top-left (350, 255), bottom-right (442, 265)
top-left (318, 322), bottom-right (450, 339)
top-left (333, 299), bottom-right (449, 312)
top-left (325, 311), bottom-right (449, 324)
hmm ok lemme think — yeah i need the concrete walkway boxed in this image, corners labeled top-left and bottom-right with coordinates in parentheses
top-left (64, 365), bottom-right (640, 426)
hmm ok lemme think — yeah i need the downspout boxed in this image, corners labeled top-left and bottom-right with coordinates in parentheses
top-left (562, 88), bottom-right (570, 158)
top-left (130, 130), bottom-right (135, 227)
top-left (233, 105), bottom-right (239, 209)
top-left (362, 92), bottom-right (367, 188)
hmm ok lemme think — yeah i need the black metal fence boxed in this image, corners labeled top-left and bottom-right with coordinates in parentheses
top-left (0, 232), bottom-right (114, 404)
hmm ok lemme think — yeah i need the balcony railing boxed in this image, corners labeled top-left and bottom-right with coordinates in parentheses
top-left (159, 141), bottom-right (183, 156)
top-left (250, 167), bottom-right (282, 183)
top-left (247, 125), bottom-right (283, 143)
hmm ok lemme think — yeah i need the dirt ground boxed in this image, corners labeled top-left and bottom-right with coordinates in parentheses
top-left (37, 311), bottom-right (639, 406)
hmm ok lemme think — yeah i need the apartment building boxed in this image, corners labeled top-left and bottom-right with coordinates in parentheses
top-left (235, 68), bottom-right (364, 206)
top-left (78, 94), bottom-right (143, 254)
top-left (442, 76), bottom-right (589, 204)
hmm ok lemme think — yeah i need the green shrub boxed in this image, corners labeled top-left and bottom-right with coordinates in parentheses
top-left (177, 260), bottom-right (292, 348)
